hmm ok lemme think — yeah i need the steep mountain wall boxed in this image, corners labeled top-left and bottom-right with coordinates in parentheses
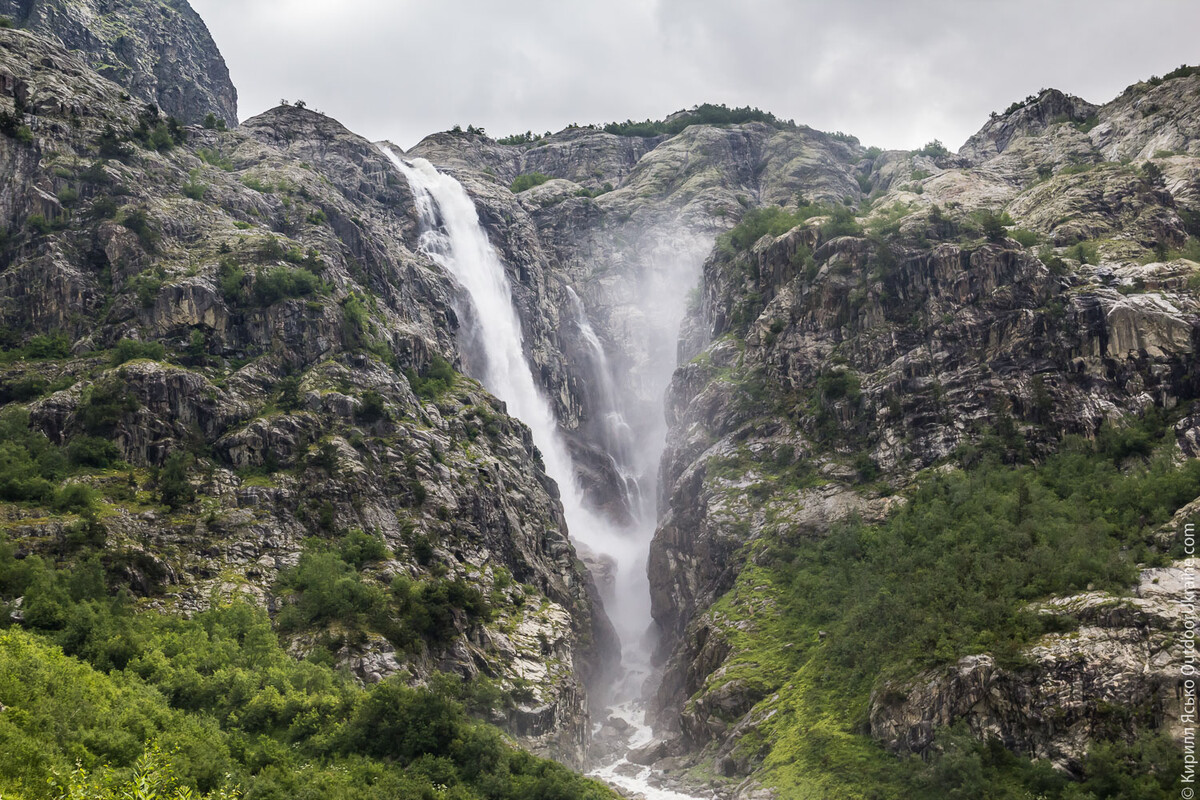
top-left (0, 0), bottom-right (237, 125)
top-left (642, 71), bottom-right (1200, 797)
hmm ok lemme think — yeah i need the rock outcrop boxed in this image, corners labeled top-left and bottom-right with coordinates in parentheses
top-left (0, 0), bottom-right (238, 126)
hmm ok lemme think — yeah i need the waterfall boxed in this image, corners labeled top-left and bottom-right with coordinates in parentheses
top-left (383, 150), bottom-right (707, 800)
top-left (380, 151), bottom-right (645, 645)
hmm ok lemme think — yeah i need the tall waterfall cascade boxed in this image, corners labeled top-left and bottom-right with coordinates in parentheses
top-left (382, 150), bottom-right (705, 799)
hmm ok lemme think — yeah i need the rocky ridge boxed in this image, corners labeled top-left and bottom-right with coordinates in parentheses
top-left (0, 0), bottom-right (237, 126)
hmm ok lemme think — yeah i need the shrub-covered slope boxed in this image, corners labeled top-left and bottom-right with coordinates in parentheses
top-left (0, 22), bottom-right (617, 769)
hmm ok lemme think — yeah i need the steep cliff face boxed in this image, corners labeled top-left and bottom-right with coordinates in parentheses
top-left (0, 24), bottom-right (615, 765)
top-left (0, 0), bottom-right (238, 126)
top-left (644, 72), bottom-right (1200, 797)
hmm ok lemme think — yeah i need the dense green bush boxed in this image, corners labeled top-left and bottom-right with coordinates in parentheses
top-left (111, 338), bottom-right (165, 365)
top-left (0, 408), bottom-right (65, 503)
top-left (157, 452), bottom-right (194, 509)
top-left (22, 334), bottom-right (71, 360)
top-left (122, 208), bottom-right (160, 252)
top-left (773, 416), bottom-right (1200, 686)
top-left (274, 538), bottom-right (492, 653)
top-left (77, 379), bottom-right (138, 437)
top-left (510, 172), bottom-right (550, 192)
top-left (405, 355), bottom-right (455, 400)
top-left (712, 409), bottom-right (1200, 796)
top-left (252, 266), bottom-right (321, 305)
top-left (916, 139), bottom-right (950, 158)
top-left (0, 374), bottom-right (49, 403)
top-left (66, 436), bottom-right (122, 468)
top-left (0, 591), bottom-right (615, 800)
top-left (218, 259), bottom-right (245, 302)
top-left (718, 202), bottom-right (842, 255)
top-left (356, 390), bottom-right (387, 423)
top-left (603, 103), bottom-right (794, 137)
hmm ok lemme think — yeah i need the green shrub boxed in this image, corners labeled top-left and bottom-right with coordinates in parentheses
top-left (357, 389), bottom-right (387, 423)
top-left (217, 259), bottom-right (245, 303)
top-left (405, 355), bottom-right (455, 400)
top-left (275, 374), bottom-right (303, 411)
top-left (157, 451), bottom-right (194, 509)
top-left (252, 266), bottom-right (320, 305)
top-left (0, 408), bottom-right (72, 504)
top-left (0, 601), bottom-right (615, 800)
top-left (111, 338), bottom-right (165, 365)
top-left (24, 334), bottom-right (71, 360)
top-left (820, 205), bottom-right (863, 239)
top-left (978, 209), bottom-right (1007, 242)
top-left (66, 436), bottom-right (122, 468)
top-left (77, 380), bottom-right (138, 436)
top-left (719, 203), bottom-right (840, 255)
top-left (916, 139), bottom-right (949, 158)
top-left (52, 482), bottom-right (97, 513)
top-left (26, 213), bottom-right (52, 235)
top-left (196, 147), bottom-right (233, 171)
top-left (90, 195), bottom-right (119, 219)
top-left (341, 293), bottom-right (372, 350)
top-left (128, 273), bottom-right (163, 308)
top-left (181, 178), bottom-right (207, 200)
top-left (1068, 240), bottom-right (1099, 265)
top-left (0, 374), bottom-right (49, 403)
top-left (510, 172), bottom-right (551, 192)
top-left (1009, 228), bottom-right (1039, 247)
top-left (602, 103), bottom-right (793, 137)
top-left (339, 529), bottom-right (391, 569)
top-left (121, 209), bottom-right (160, 252)
top-left (496, 130), bottom-right (543, 145)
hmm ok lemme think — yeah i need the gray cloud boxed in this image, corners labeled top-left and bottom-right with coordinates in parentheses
top-left (190, 0), bottom-right (1200, 151)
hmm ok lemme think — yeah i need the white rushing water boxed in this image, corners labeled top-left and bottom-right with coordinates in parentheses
top-left (383, 149), bottom-right (707, 799)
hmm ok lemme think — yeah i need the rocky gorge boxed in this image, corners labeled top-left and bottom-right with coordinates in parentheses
top-left (0, 3), bottom-right (1199, 799)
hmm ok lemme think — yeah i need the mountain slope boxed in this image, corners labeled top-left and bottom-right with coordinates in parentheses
top-left (0, 0), bottom-right (237, 125)
top-left (0, 22), bottom-right (616, 773)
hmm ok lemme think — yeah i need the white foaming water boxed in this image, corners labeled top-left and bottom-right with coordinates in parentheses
top-left (383, 149), bottom-right (706, 799)
top-left (590, 702), bottom-right (721, 800)
top-left (382, 152), bottom-right (625, 554)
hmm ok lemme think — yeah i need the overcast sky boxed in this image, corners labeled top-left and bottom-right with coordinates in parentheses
top-left (189, 0), bottom-right (1200, 152)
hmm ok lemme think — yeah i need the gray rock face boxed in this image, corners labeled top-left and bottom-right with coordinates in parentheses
top-left (959, 89), bottom-right (1099, 164)
top-left (0, 0), bottom-right (238, 126)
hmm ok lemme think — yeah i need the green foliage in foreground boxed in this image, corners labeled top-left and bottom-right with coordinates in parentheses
top-left (706, 413), bottom-right (1198, 797)
top-left (0, 599), bottom-right (615, 800)
top-left (274, 537), bottom-right (493, 654)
